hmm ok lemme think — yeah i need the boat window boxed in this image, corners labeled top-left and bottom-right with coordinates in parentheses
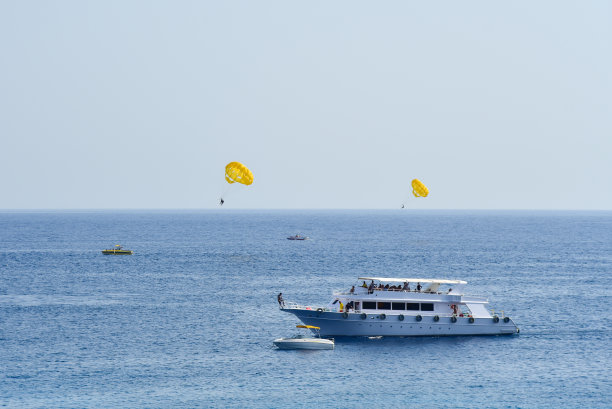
top-left (392, 302), bottom-right (406, 310)
top-left (420, 303), bottom-right (434, 311)
top-left (406, 303), bottom-right (419, 311)
top-left (363, 301), bottom-right (376, 310)
top-left (377, 302), bottom-right (391, 310)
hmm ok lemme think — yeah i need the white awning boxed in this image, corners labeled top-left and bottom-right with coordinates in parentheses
top-left (358, 277), bottom-right (467, 285)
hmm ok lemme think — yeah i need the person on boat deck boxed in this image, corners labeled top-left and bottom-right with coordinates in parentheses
top-left (362, 281), bottom-right (367, 288)
top-left (277, 293), bottom-right (284, 308)
top-left (402, 282), bottom-right (410, 291)
top-left (416, 283), bottom-right (422, 292)
top-left (349, 286), bottom-right (355, 294)
top-left (367, 281), bottom-right (374, 294)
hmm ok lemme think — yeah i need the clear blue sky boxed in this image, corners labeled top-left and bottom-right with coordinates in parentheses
top-left (1, 1), bottom-right (610, 209)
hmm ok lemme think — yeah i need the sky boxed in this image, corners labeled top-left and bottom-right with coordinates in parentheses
top-left (0, 1), bottom-right (610, 210)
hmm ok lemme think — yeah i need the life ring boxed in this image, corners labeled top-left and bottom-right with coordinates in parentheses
top-left (398, 314), bottom-right (404, 321)
top-left (433, 315), bottom-right (440, 322)
top-left (379, 313), bottom-right (386, 320)
top-left (493, 316), bottom-right (500, 323)
top-left (342, 312), bottom-right (348, 319)
top-left (451, 316), bottom-right (457, 323)
top-left (469, 317), bottom-right (475, 323)
top-left (360, 313), bottom-right (367, 320)
top-left (416, 315), bottom-right (422, 322)
top-left (504, 317), bottom-right (510, 323)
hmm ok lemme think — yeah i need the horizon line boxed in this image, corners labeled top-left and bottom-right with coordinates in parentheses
top-left (1, 208), bottom-right (611, 212)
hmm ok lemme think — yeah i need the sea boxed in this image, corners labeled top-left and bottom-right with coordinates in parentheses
top-left (1, 210), bottom-right (610, 408)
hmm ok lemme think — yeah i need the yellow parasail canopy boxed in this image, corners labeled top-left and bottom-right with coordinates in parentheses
top-left (296, 325), bottom-right (320, 329)
top-left (411, 179), bottom-right (429, 198)
top-left (225, 162), bottom-right (254, 186)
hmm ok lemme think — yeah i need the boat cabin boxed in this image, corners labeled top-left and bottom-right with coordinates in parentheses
top-left (325, 277), bottom-right (492, 318)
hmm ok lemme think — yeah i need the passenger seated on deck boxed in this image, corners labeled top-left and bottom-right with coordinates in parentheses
top-left (350, 286), bottom-right (355, 294)
top-left (416, 283), bottom-right (422, 292)
top-left (384, 284), bottom-right (390, 290)
top-left (402, 282), bottom-right (409, 291)
top-left (362, 281), bottom-right (367, 288)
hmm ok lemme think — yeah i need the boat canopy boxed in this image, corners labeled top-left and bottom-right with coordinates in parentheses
top-left (296, 325), bottom-right (320, 329)
top-left (358, 277), bottom-right (467, 285)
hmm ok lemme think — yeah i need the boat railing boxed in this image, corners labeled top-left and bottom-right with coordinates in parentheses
top-left (283, 301), bottom-right (329, 312)
top-left (333, 288), bottom-right (465, 296)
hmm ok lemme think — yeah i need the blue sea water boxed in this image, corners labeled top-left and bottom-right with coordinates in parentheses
top-left (0, 210), bottom-right (611, 408)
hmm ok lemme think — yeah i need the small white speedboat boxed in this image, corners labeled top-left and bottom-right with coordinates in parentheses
top-left (273, 325), bottom-right (334, 350)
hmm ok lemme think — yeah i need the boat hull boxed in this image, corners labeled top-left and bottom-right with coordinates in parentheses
top-left (273, 338), bottom-right (334, 350)
top-left (282, 309), bottom-right (519, 337)
top-left (101, 250), bottom-right (133, 255)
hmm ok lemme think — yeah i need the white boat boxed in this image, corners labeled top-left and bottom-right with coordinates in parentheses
top-left (273, 325), bottom-right (335, 350)
top-left (287, 234), bottom-right (308, 241)
top-left (280, 277), bottom-right (519, 337)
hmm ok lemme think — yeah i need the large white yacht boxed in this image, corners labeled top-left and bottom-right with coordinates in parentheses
top-left (281, 277), bottom-right (519, 337)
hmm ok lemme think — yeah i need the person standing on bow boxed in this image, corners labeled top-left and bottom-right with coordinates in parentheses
top-left (277, 293), bottom-right (285, 308)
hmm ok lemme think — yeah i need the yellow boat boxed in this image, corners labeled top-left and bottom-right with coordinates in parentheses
top-left (101, 244), bottom-right (133, 255)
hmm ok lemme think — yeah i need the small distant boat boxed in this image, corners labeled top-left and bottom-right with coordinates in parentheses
top-left (274, 325), bottom-right (334, 350)
top-left (101, 245), bottom-right (133, 255)
top-left (287, 234), bottom-right (308, 241)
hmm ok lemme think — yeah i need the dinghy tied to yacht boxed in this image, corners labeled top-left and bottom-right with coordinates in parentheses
top-left (273, 325), bottom-right (335, 350)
